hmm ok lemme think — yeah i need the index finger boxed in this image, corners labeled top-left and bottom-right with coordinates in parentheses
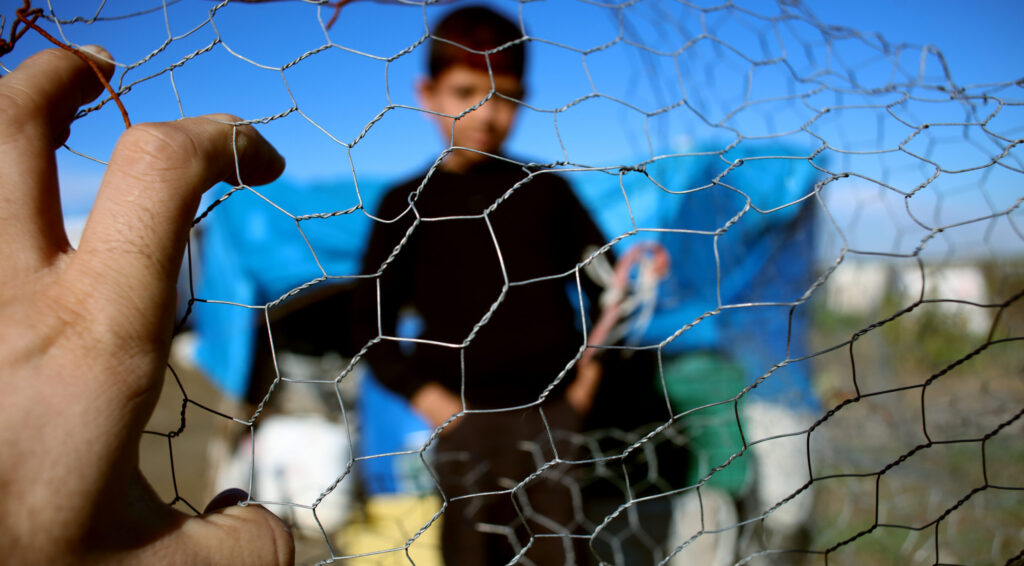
top-left (0, 46), bottom-right (115, 274)
top-left (69, 115), bottom-right (284, 345)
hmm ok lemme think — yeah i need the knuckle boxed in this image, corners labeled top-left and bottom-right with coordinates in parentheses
top-left (117, 122), bottom-right (203, 177)
top-left (26, 47), bottom-right (76, 69)
top-left (114, 117), bottom-right (244, 187)
top-left (0, 49), bottom-right (86, 121)
top-left (0, 83), bottom-right (38, 131)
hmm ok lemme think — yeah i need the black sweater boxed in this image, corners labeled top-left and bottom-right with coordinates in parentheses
top-left (353, 158), bottom-right (608, 408)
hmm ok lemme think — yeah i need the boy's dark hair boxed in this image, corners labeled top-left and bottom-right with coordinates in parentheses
top-left (429, 6), bottom-right (525, 80)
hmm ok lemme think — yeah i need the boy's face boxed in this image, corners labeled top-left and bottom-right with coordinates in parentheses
top-left (418, 64), bottom-right (523, 172)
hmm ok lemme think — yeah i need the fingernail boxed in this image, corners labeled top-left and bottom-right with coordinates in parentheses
top-left (228, 118), bottom-right (286, 185)
top-left (203, 487), bottom-right (249, 513)
top-left (262, 136), bottom-right (286, 172)
top-left (249, 133), bottom-right (286, 184)
top-left (53, 125), bottom-right (71, 147)
top-left (79, 44), bottom-right (112, 61)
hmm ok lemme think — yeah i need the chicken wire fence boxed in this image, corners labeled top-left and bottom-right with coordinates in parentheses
top-left (1, 0), bottom-right (1022, 565)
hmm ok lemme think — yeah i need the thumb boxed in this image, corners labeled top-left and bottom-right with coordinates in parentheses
top-left (184, 497), bottom-right (295, 566)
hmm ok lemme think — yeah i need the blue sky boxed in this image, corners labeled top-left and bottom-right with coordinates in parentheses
top-left (2, 0), bottom-right (1021, 258)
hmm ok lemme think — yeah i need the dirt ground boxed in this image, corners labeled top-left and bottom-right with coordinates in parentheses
top-left (141, 328), bottom-right (1024, 565)
top-left (141, 340), bottom-right (329, 564)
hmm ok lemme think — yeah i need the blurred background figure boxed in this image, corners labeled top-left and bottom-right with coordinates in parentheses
top-left (572, 143), bottom-right (823, 563)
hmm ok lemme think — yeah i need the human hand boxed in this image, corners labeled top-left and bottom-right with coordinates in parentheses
top-left (0, 46), bottom-right (294, 564)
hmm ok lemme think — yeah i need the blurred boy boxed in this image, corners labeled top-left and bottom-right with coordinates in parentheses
top-left (354, 6), bottom-right (607, 565)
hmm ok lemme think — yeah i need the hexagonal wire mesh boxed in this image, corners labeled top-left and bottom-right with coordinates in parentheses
top-left (1, 1), bottom-right (1020, 564)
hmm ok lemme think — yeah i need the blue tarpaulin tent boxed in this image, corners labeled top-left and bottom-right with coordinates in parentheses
top-left (571, 143), bottom-right (822, 410)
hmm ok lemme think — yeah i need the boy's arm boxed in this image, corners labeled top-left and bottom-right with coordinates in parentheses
top-left (566, 358), bottom-right (603, 415)
top-left (558, 177), bottom-right (612, 415)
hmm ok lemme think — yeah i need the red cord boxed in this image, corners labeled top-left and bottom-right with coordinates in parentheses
top-left (4, 0), bottom-right (131, 128)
